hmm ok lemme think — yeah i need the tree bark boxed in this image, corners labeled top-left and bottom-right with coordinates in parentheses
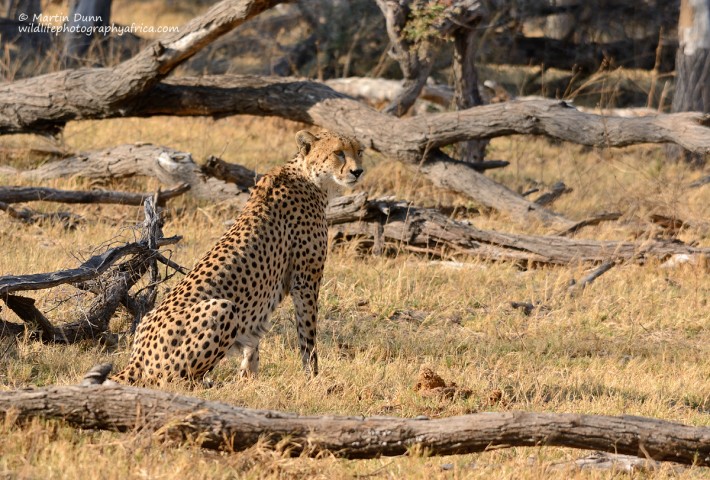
top-left (1, 382), bottom-right (708, 465)
top-left (4, 74), bottom-right (710, 229)
top-left (325, 76), bottom-right (454, 107)
top-left (667, 0), bottom-right (710, 165)
top-left (327, 194), bottom-right (709, 265)
top-left (0, 204), bottom-right (182, 343)
top-left (122, 77), bottom-right (710, 155)
top-left (0, 184), bottom-right (189, 207)
top-left (127, 76), bottom-right (710, 230)
top-left (375, 0), bottom-right (435, 117)
top-left (4, 76), bottom-right (710, 229)
top-left (452, 27), bottom-right (487, 162)
top-left (63, 0), bottom-right (113, 64)
top-left (0, 139), bottom-right (565, 230)
top-left (0, 233), bottom-right (181, 295)
top-left (0, 0), bottom-right (283, 135)
top-left (0, 144), bottom-right (251, 204)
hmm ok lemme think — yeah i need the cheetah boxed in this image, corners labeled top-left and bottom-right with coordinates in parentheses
top-left (112, 130), bottom-right (364, 385)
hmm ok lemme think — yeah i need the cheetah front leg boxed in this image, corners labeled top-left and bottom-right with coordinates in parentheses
top-left (290, 278), bottom-right (320, 378)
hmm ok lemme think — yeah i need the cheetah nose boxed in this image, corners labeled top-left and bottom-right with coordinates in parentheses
top-left (350, 168), bottom-right (363, 179)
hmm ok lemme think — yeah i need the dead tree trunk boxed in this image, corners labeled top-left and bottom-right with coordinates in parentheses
top-left (0, 140), bottom-right (569, 232)
top-left (0, 202), bottom-right (184, 343)
top-left (0, 0), bottom-right (283, 135)
top-left (0, 1), bottom-right (706, 230)
top-left (1, 382), bottom-right (709, 465)
top-left (0, 184), bottom-right (189, 207)
top-left (667, 0), bottom-right (710, 165)
top-left (0, 144), bottom-right (251, 204)
top-left (451, 23), bottom-right (487, 162)
top-left (375, 0), bottom-right (435, 117)
top-left (3, 75), bottom-right (710, 230)
top-left (452, 28), bottom-right (481, 110)
top-left (326, 194), bottom-right (708, 264)
top-left (63, 0), bottom-right (113, 65)
top-left (127, 76), bottom-right (710, 234)
top-left (375, 1), bottom-right (486, 121)
top-left (5, 0), bottom-right (40, 18)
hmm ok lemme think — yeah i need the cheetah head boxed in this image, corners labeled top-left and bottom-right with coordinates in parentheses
top-left (295, 130), bottom-right (364, 193)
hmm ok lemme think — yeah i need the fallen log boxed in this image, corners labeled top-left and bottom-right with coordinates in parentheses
top-left (325, 77), bottom-right (455, 107)
top-left (0, 2), bottom-right (704, 230)
top-left (0, 144), bottom-right (250, 203)
top-left (327, 194), bottom-right (709, 265)
top-left (0, 0), bottom-right (283, 136)
top-left (202, 156), bottom-right (262, 187)
top-left (128, 76), bottom-right (710, 229)
top-left (1, 380), bottom-right (708, 465)
top-left (0, 184), bottom-right (189, 207)
top-left (0, 201), bottom-right (81, 226)
top-left (0, 236), bottom-right (180, 296)
top-left (0, 201), bottom-right (183, 343)
top-left (132, 76), bottom-right (710, 155)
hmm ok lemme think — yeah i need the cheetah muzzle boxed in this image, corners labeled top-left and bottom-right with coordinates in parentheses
top-left (112, 130), bottom-right (364, 385)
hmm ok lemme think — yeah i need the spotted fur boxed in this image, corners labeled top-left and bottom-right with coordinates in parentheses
top-left (112, 130), bottom-right (364, 385)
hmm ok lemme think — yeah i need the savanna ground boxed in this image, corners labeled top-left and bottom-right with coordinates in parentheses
top-left (0, 2), bottom-right (709, 479)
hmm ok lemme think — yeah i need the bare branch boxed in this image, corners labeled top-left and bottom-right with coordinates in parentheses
top-left (0, 184), bottom-right (189, 207)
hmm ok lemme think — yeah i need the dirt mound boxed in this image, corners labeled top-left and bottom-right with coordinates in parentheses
top-left (414, 366), bottom-right (472, 400)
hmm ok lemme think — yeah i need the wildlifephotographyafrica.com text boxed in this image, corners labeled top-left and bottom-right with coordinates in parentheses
top-left (17, 13), bottom-right (179, 36)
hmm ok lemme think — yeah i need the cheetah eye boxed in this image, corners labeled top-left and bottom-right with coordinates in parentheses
top-left (357, 149), bottom-right (363, 157)
top-left (334, 150), bottom-right (345, 161)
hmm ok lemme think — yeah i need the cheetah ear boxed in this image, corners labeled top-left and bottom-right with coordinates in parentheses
top-left (296, 130), bottom-right (317, 155)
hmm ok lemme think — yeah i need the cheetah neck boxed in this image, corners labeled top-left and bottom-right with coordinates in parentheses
top-left (288, 153), bottom-right (341, 200)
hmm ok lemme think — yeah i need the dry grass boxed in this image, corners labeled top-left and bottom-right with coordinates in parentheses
top-left (0, 1), bottom-right (709, 477)
top-left (0, 113), bottom-right (708, 478)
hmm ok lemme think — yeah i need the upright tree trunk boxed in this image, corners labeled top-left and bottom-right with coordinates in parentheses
top-left (452, 28), bottom-right (486, 162)
top-left (6, 0), bottom-right (40, 19)
top-left (63, 0), bottom-right (113, 66)
top-left (375, 0), bottom-right (434, 117)
top-left (296, 0), bottom-right (351, 79)
top-left (543, 0), bottom-right (577, 41)
top-left (668, 0), bottom-right (710, 165)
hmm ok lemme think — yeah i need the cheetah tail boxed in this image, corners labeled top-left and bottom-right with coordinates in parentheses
top-left (80, 363), bottom-right (138, 386)
top-left (80, 363), bottom-right (114, 385)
